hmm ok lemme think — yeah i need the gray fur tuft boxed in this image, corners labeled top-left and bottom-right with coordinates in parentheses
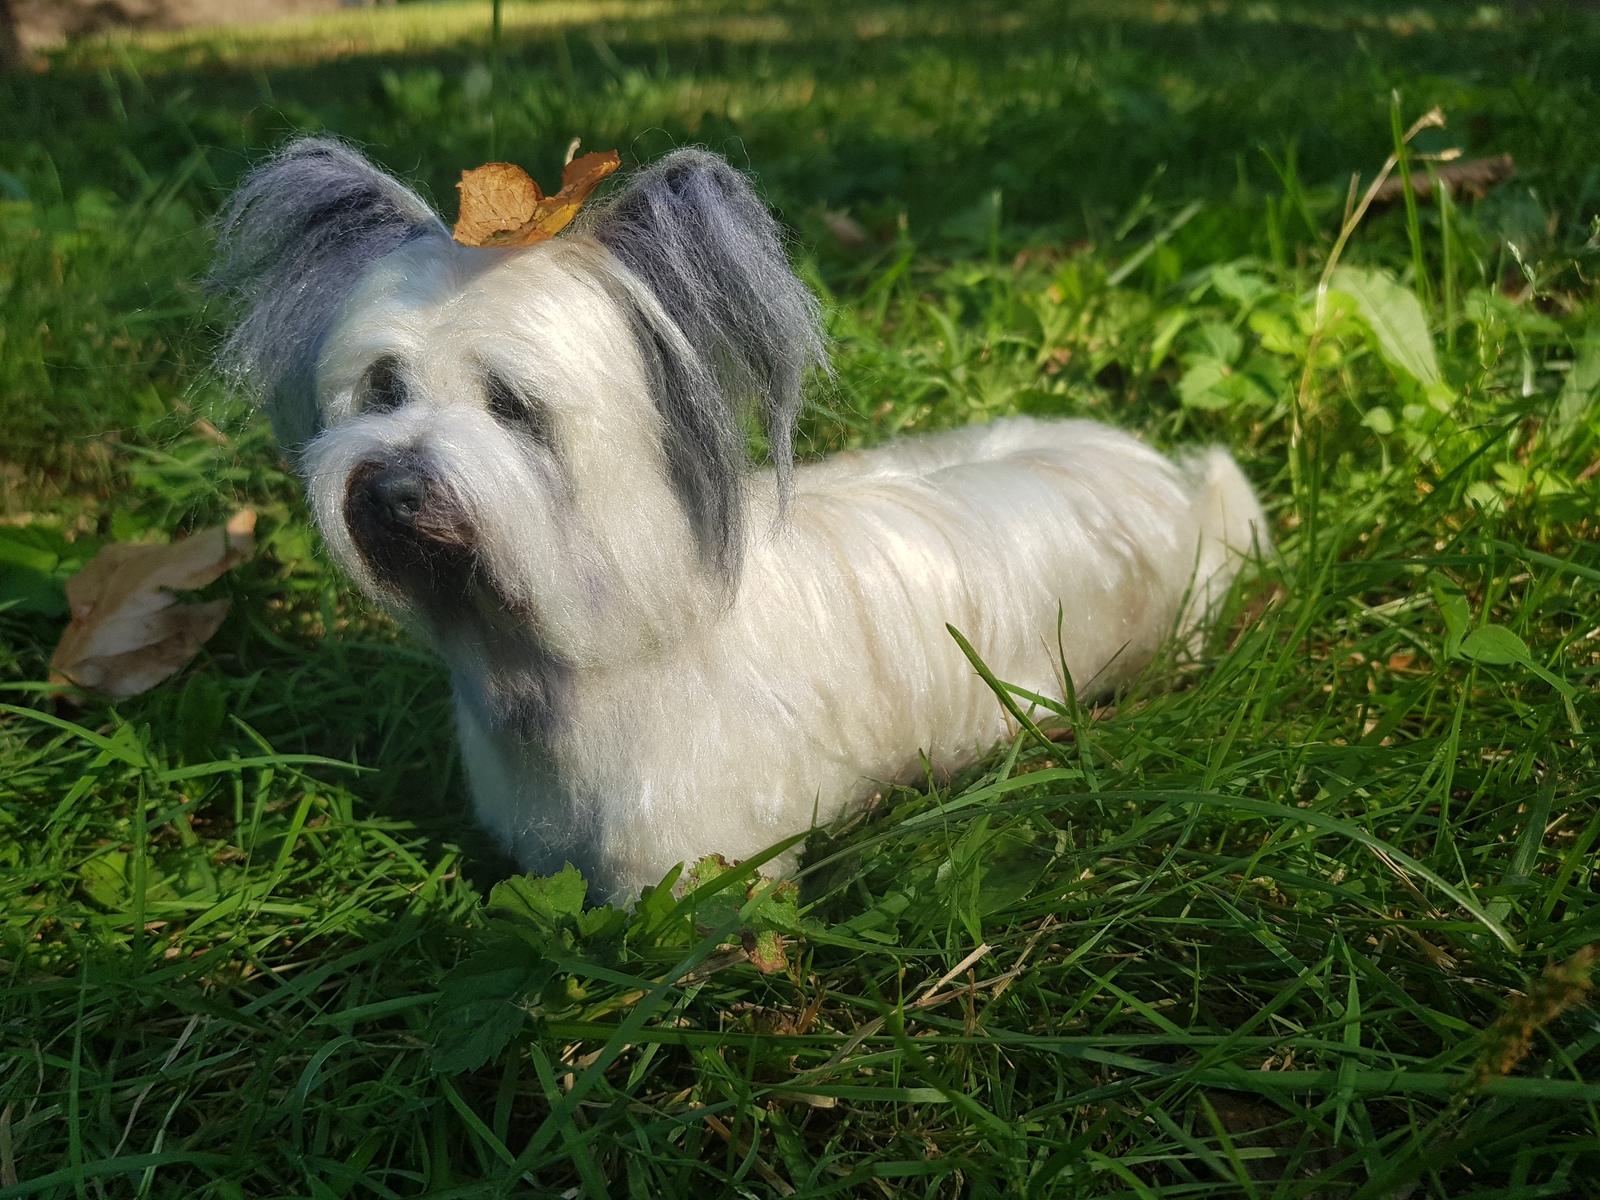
top-left (207, 137), bottom-right (448, 452)
top-left (591, 149), bottom-right (828, 570)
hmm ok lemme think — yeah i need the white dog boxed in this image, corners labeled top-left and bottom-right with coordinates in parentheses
top-left (211, 139), bottom-right (1267, 901)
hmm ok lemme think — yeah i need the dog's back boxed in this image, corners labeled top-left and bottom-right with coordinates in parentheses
top-left (516, 415), bottom-right (1269, 899)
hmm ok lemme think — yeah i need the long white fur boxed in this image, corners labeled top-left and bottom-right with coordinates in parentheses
top-left (295, 233), bottom-right (1266, 901)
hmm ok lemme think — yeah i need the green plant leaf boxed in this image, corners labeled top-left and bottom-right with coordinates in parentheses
top-left (744, 877), bottom-right (804, 933)
top-left (1148, 306), bottom-right (1190, 369)
top-left (1458, 624), bottom-right (1576, 699)
top-left (1178, 359), bottom-right (1234, 409)
top-left (1362, 405), bottom-right (1395, 435)
top-left (1329, 266), bottom-right (1440, 387)
top-left (1553, 328), bottom-right (1600, 442)
top-left (1429, 574), bottom-right (1469, 660)
top-left (78, 852), bottom-right (131, 910)
top-left (575, 904), bottom-right (627, 942)
top-left (1195, 321), bottom-right (1243, 364)
top-left (1463, 289), bottom-right (1562, 337)
top-left (0, 525), bottom-right (82, 616)
top-left (630, 862), bottom-right (691, 948)
top-left (176, 673), bottom-right (227, 764)
top-left (488, 865), bottom-right (588, 932)
top-left (677, 853), bottom-right (746, 931)
top-left (1248, 308), bottom-right (1302, 356)
top-left (0, 527), bottom-right (58, 574)
top-left (429, 946), bottom-right (555, 1074)
top-left (1459, 625), bottom-right (1531, 666)
top-left (1210, 263), bottom-right (1272, 306)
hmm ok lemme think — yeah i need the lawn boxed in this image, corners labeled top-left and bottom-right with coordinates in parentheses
top-left (2, 0), bottom-right (1600, 1195)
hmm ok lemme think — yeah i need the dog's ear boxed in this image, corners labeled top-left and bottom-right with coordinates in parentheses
top-left (208, 137), bottom-right (448, 453)
top-left (591, 149), bottom-right (827, 571)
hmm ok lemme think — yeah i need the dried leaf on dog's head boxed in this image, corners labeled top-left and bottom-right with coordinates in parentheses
top-left (453, 150), bottom-right (620, 248)
top-left (50, 512), bottom-right (256, 699)
top-left (452, 162), bottom-right (543, 246)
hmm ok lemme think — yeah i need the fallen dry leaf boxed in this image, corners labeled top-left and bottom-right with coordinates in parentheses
top-left (1371, 153), bottom-right (1515, 206)
top-left (453, 149), bottom-right (621, 248)
top-left (51, 512), bottom-right (256, 699)
top-left (822, 210), bottom-right (869, 249)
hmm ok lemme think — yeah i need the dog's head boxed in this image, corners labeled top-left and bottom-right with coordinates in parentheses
top-left (210, 139), bottom-right (826, 677)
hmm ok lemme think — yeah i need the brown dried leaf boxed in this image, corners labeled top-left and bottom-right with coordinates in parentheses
top-left (452, 162), bottom-right (543, 246)
top-left (1371, 153), bottom-right (1515, 206)
top-left (51, 511), bottom-right (257, 699)
top-left (822, 210), bottom-right (869, 249)
top-left (453, 150), bottom-right (621, 248)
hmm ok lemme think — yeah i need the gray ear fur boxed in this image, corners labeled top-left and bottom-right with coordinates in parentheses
top-left (208, 137), bottom-right (448, 454)
top-left (590, 149), bottom-right (827, 572)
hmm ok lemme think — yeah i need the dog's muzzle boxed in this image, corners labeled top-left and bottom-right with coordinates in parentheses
top-left (345, 456), bottom-right (475, 595)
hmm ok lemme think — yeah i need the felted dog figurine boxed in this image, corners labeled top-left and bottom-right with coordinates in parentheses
top-left (211, 139), bottom-right (1267, 902)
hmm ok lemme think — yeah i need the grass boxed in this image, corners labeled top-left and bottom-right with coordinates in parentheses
top-left (3, 0), bottom-right (1600, 1194)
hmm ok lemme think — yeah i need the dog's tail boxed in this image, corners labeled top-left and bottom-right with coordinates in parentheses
top-left (1179, 447), bottom-right (1269, 635)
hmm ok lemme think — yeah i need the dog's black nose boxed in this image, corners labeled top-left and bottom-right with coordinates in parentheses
top-left (366, 460), bottom-right (427, 526)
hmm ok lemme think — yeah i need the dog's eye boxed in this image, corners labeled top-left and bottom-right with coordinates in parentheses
top-left (485, 372), bottom-right (554, 449)
top-left (358, 357), bottom-right (409, 414)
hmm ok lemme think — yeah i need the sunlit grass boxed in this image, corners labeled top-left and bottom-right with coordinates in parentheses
top-left (2, 0), bottom-right (1599, 1195)
top-left (54, 0), bottom-right (1505, 75)
top-left (57, 1), bottom-right (669, 70)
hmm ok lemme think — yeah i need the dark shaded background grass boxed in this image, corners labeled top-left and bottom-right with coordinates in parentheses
top-left (3, 1), bottom-right (1600, 1195)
